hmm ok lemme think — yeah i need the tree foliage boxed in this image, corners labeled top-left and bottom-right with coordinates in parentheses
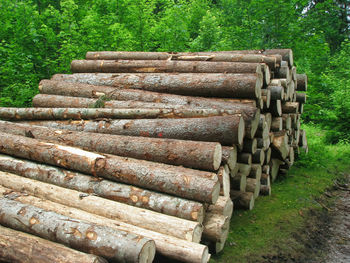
top-left (0, 0), bottom-right (349, 141)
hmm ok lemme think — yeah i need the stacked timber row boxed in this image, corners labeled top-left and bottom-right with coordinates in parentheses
top-left (0, 49), bottom-right (308, 263)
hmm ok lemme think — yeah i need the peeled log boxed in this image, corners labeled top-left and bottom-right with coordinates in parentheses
top-left (230, 191), bottom-right (254, 210)
top-left (202, 213), bottom-right (229, 243)
top-left (71, 59), bottom-right (264, 74)
top-left (0, 154), bottom-right (204, 222)
top-left (51, 73), bottom-right (263, 99)
top-left (0, 133), bottom-right (219, 204)
top-left (0, 121), bottom-right (222, 172)
top-left (296, 74), bottom-right (307, 91)
top-left (0, 186), bottom-right (209, 263)
top-left (0, 172), bottom-right (203, 243)
top-left (19, 116), bottom-right (245, 146)
top-left (0, 225), bottom-right (107, 263)
top-left (0, 197), bottom-right (155, 263)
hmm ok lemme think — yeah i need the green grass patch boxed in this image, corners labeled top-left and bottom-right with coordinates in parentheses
top-left (211, 124), bottom-right (350, 262)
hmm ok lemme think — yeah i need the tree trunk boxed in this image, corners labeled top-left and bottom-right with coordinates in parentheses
top-left (0, 133), bottom-right (219, 204)
top-left (0, 225), bottom-right (107, 263)
top-left (230, 191), bottom-right (254, 210)
top-left (51, 73), bottom-right (263, 99)
top-left (71, 59), bottom-right (264, 74)
top-left (0, 172), bottom-right (202, 243)
top-left (296, 74), bottom-right (307, 91)
top-left (0, 186), bottom-right (209, 263)
top-left (246, 178), bottom-right (260, 199)
top-left (0, 154), bottom-right (204, 222)
top-left (202, 213), bottom-right (229, 243)
top-left (0, 120), bottom-right (222, 172)
top-left (230, 173), bottom-right (246, 192)
top-left (221, 146), bottom-right (237, 171)
top-left (0, 197), bottom-right (155, 263)
top-left (19, 115), bottom-right (245, 147)
top-left (206, 196), bottom-right (233, 219)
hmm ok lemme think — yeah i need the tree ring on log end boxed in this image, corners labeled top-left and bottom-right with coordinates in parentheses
top-left (238, 117), bottom-right (245, 146)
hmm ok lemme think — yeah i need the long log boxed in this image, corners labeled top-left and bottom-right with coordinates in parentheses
top-left (0, 186), bottom-right (209, 263)
top-left (0, 133), bottom-right (219, 204)
top-left (51, 73), bottom-right (263, 99)
top-left (85, 51), bottom-right (279, 69)
top-left (0, 121), bottom-right (222, 171)
top-left (263, 49), bottom-right (293, 67)
top-left (0, 172), bottom-right (203, 242)
top-left (230, 191), bottom-right (254, 210)
top-left (0, 197), bottom-right (155, 263)
top-left (19, 115), bottom-right (245, 146)
top-left (71, 59), bottom-right (264, 74)
top-left (0, 225), bottom-right (107, 263)
top-left (0, 154), bottom-right (204, 222)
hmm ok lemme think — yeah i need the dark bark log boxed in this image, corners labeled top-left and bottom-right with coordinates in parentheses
top-left (267, 85), bottom-right (284, 100)
top-left (0, 225), bottom-right (107, 263)
top-left (51, 73), bottom-right (263, 99)
top-left (296, 93), bottom-right (306, 104)
top-left (270, 100), bottom-right (282, 116)
top-left (0, 133), bottom-right (219, 204)
top-left (271, 117), bottom-right (283, 131)
top-left (0, 154), bottom-right (204, 222)
top-left (0, 197), bottom-right (155, 263)
top-left (202, 213), bottom-right (229, 243)
top-left (296, 74), bottom-right (307, 91)
top-left (246, 178), bottom-right (260, 199)
top-left (230, 173), bottom-right (246, 192)
top-left (71, 59), bottom-right (263, 74)
top-left (237, 153), bottom-right (252, 165)
top-left (275, 66), bottom-right (291, 83)
top-left (0, 120), bottom-right (222, 171)
top-left (282, 102), bottom-right (299, 114)
top-left (242, 138), bottom-right (257, 154)
top-left (230, 191), bottom-right (254, 210)
top-left (221, 146), bottom-right (237, 171)
top-left (252, 149), bottom-right (265, 165)
top-left (0, 186), bottom-right (209, 263)
top-left (255, 120), bottom-right (269, 139)
top-left (249, 164), bottom-right (262, 180)
top-left (19, 115), bottom-right (245, 146)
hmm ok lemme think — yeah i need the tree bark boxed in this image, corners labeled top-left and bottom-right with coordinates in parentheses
top-left (0, 172), bottom-right (203, 243)
top-left (51, 73), bottom-right (263, 99)
top-left (202, 213), bottom-right (229, 243)
top-left (230, 173), bottom-right (247, 192)
top-left (246, 178), bottom-right (260, 199)
top-left (230, 191), bottom-right (254, 210)
top-left (0, 186), bottom-right (209, 263)
top-left (0, 197), bottom-right (155, 263)
top-left (296, 74), bottom-right (307, 91)
top-left (0, 120), bottom-right (222, 172)
top-left (19, 115), bottom-right (245, 146)
top-left (0, 154), bottom-right (204, 222)
top-left (71, 59), bottom-right (264, 74)
top-left (0, 133), bottom-right (219, 204)
top-left (0, 225), bottom-right (107, 263)
top-left (221, 146), bottom-right (237, 171)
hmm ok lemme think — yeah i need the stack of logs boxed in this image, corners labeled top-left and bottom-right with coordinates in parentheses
top-left (0, 50), bottom-right (308, 263)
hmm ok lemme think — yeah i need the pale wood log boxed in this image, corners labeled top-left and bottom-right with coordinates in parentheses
top-left (288, 147), bottom-right (295, 166)
top-left (264, 147), bottom-right (272, 165)
top-left (282, 102), bottom-right (299, 114)
top-left (268, 85), bottom-right (284, 100)
top-left (249, 164), bottom-right (262, 181)
top-left (260, 174), bottom-right (271, 196)
top-left (0, 186), bottom-right (209, 263)
top-left (0, 225), bottom-right (107, 263)
top-left (281, 114), bottom-right (292, 131)
top-left (230, 173), bottom-right (246, 192)
top-left (270, 158), bottom-right (284, 182)
top-left (299, 103), bottom-right (304, 114)
top-left (256, 137), bottom-right (270, 151)
top-left (0, 120), bottom-right (221, 172)
top-left (261, 63), bottom-right (271, 85)
top-left (271, 117), bottom-right (283, 131)
top-left (0, 196), bottom-right (155, 263)
top-left (264, 113), bottom-right (272, 131)
top-left (20, 115), bottom-right (245, 146)
top-left (237, 153), bottom-right (252, 165)
top-left (272, 131), bottom-right (290, 159)
top-left (0, 154), bottom-right (204, 222)
top-left (296, 74), bottom-right (307, 91)
top-left (206, 196), bottom-right (233, 220)
top-left (0, 133), bottom-right (219, 203)
top-left (71, 59), bottom-right (264, 74)
top-left (202, 213), bottom-right (229, 243)
top-left (217, 166), bottom-right (230, 197)
top-left (237, 163), bottom-right (252, 177)
top-left (261, 89), bottom-right (271, 109)
top-left (51, 73), bottom-right (263, 99)
top-left (230, 191), bottom-right (254, 210)
top-left (252, 149), bottom-right (265, 165)
top-left (269, 79), bottom-right (281, 86)
top-left (255, 120), bottom-right (269, 139)
top-left (221, 146), bottom-right (237, 171)
top-left (242, 138), bottom-right (257, 154)
top-left (0, 172), bottom-right (202, 242)
top-left (246, 178), bottom-right (260, 199)
top-left (229, 164), bottom-right (240, 178)
top-left (203, 240), bottom-right (225, 255)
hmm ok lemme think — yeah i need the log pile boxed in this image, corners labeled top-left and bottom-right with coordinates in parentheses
top-left (0, 49), bottom-right (308, 263)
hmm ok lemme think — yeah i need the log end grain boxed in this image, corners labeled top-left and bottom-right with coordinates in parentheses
top-left (213, 144), bottom-right (223, 171)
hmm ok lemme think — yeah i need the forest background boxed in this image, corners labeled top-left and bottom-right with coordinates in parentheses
top-left (0, 0), bottom-right (349, 142)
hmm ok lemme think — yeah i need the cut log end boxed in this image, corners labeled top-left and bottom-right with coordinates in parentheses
top-left (238, 117), bottom-right (245, 146)
top-left (139, 240), bottom-right (157, 263)
top-left (210, 181), bottom-right (221, 205)
top-left (213, 144), bottom-right (223, 171)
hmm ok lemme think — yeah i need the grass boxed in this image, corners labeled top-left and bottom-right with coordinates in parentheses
top-left (211, 124), bottom-right (350, 262)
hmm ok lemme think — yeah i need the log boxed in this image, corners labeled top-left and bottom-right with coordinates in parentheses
top-left (271, 117), bottom-right (283, 131)
top-left (270, 100), bottom-right (282, 116)
top-left (264, 113), bottom-right (272, 131)
top-left (272, 131), bottom-right (290, 159)
top-left (242, 138), bottom-right (257, 154)
top-left (252, 149), bottom-right (265, 165)
top-left (249, 164), bottom-right (262, 181)
top-left (261, 89), bottom-right (271, 109)
top-left (255, 120), bottom-right (269, 139)
top-left (299, 129), bottom-right (307, 147)
top-left (230, 191), bottom-right (254, 210)
top-left (246, 178), bottom-right (260, 199)
top-left (282, 102), bottom-right (299, 114)
top-left (237, 163), bottom-right (252, 177)
top-left (276, 66), bottom-right (291, 83)
top-left (0, 120), bottom-right (222, 172)
top-left (217, 166), bottom-right (230, 197)
top-left (260, 174), bottom-right (271, 196)
top-left (256, 137), bottom-right (270, 151)
top-left (237, 153), bottom-right (252, 165)
top-left (281, 114), bottom-right (292, 131)
top-left (267, 85), bottom-right (284, 100)
top-left (296, 93), bottom-right (306, 104)
top-left (20, 115), bottom-right (245, 146)
top-left (264, 49), bottom-right (293, 67)
top-left (85, 51), bottom-right (279, 69)
top-left (0, 197), bottom-right (155, 263)
top-left (202, 213), bottom-right (229, 243)
top-left (221, 146), bottom-right (237, 171)
top-left (0, 133), bottom-right (219, 203)
top-left (264, 147), bottom-right (272, 164)
top-left (203, 240), bottom-right (225, 255)
top-left (207, 196), bottom-right (234, 219)
top-left (0, 186), bottom-right (209, 263)
top-left (51, 73), bottom-right (263, 99)
top-left (0, 154), bottom-right (204, 222)
top-left (0, 225), bottom-right (107, 263)
top-left (296, 74), bottom-right (307, 91)
top-left (262, 165), bottom-right (270, 175)
top-left (71, 59), bottom-right (264, 74)
top-left (270, 158), bottom-right (284, 182)
top-left (0, 172), bottom-right (203, 242)
top-left (230, 173), bottom-right (246, 192)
